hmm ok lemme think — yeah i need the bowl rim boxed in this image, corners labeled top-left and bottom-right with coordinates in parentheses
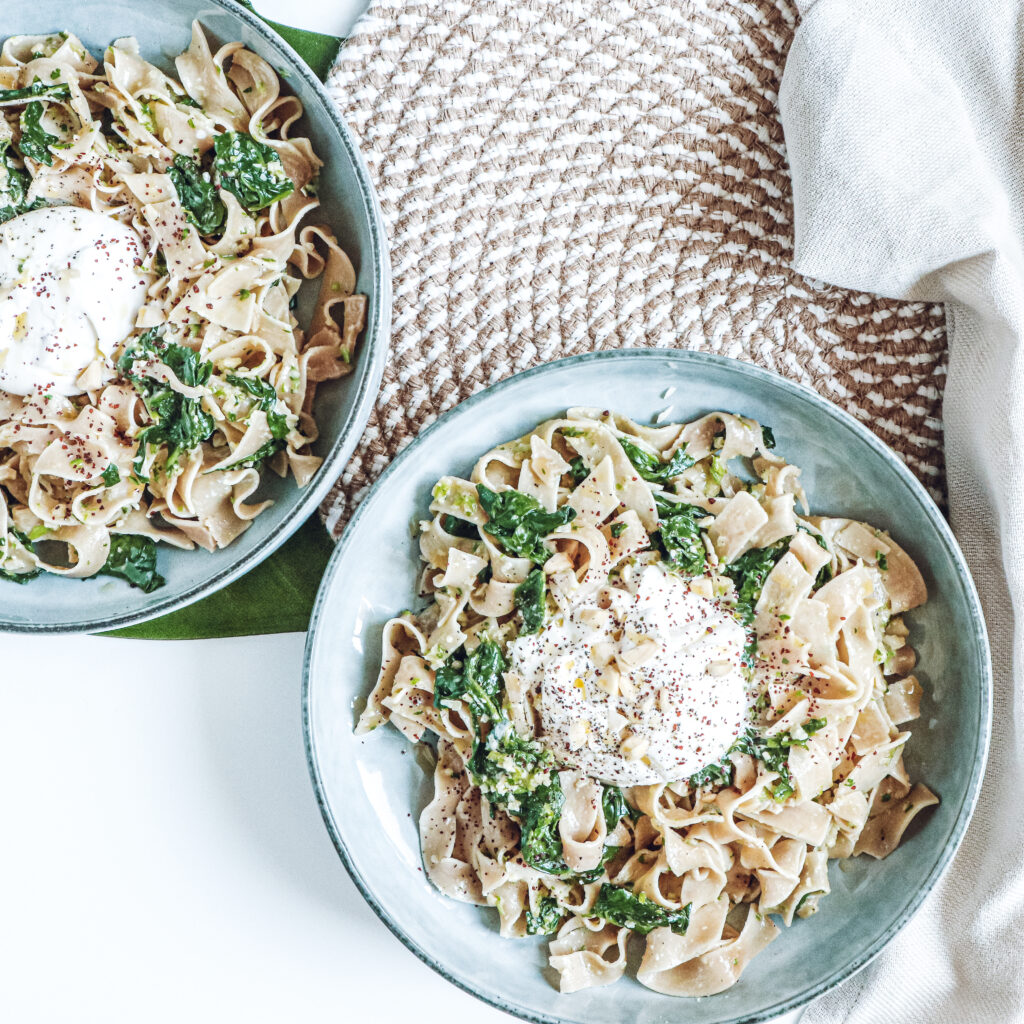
top-left (302, 348), bottom-right (992, 1024)
top-left (0, 0), bottom-right (392, 635)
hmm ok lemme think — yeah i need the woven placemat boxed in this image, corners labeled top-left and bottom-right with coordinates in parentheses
top-left (322, 0), bottom-right (947, 536)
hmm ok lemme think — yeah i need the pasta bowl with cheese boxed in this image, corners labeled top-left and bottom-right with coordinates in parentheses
top-left (304, 350), bottom-right (989, 1024)
top-left (0, 0), bottom-right (389, 633)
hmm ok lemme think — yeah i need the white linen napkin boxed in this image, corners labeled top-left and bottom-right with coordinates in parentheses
top-left (780, 1), bottom-right (1022, 1020)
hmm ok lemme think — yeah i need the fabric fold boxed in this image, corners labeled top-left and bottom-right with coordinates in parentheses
top-left (781, 2), bottom-right (1022, 1021)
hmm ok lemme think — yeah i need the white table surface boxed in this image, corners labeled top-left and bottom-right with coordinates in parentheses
top-left (0, 2), bottom-right (803, 1021)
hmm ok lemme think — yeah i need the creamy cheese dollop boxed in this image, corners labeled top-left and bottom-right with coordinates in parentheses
top-left (509, 564), bottom-right (748, 786)
top-left (0, 206), bottom-right (150, 397)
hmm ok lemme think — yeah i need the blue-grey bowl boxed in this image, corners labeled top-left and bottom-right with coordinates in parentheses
top-left (303, 349), bottom-right (991, 1024)
top-left (0, 0), bottom-right (390, 634)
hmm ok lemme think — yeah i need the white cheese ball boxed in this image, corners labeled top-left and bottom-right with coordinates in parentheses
top-left (0, 206), bottom-right (150, 397)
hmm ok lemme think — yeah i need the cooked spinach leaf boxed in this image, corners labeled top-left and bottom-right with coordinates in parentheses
top-left (166, 154), bottom-right (226, 235)
top-left (441, 514), bottom-right (480, 540)
top-left (18, 101), bottom-right (57, 165)
top-left (761, 425), bottom-right (777, 449)
top-left (216, 438), bottom-right (285, 471)
top-left (689, 718), bottom-right (826, 799)
top-left (119, 329), bottom-right (215, 476)
top-left (100, 464), bottom-right (120, 487)
top-left (225, 373), bottom-right (289, 439)
top-left (525, 895), bottom-right (563, 935)
top-left (0, 81), bottom-right (70, 105)
top-left (724, 543), bottom-right (788, 625)
top-left (472, 719), bottom-right (556, 812)
top-left (592, 884), bottom-right (690, 936)
top-left (213, 131), bottom-right (294, 212)
top-left (476, 485), bottom-right (576, 564)
top-left (797, 523), bottom-right (833, 589)
top-left (0, 142), bottom-right (43, 223)
top-left (518, 780), bottom-right (572, 876)
top-left (653, 496), bottom-right (706, 576)
top-left (687, 752), bottom-right (736, 790)
top-left (514, 568), bottom-right (546, 635)
top-left (0, 528), bottom-right (41, 584)
top-left (569, 456), bottom-right (589, 485)
top-left (619, 437), bottom-right (694, 484)
top-left (433, 640), bottom-right (506, 723)
top-left (601, 785), bottom-right (633, 830)
top-left (733, 719), bottom-right (827, 802)
top-left (99, 534), bottom-right (165, 593)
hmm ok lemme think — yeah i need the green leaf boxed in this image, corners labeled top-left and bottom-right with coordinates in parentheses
top-left (688, 751), bottom-right (736, 790)
top-left (0, 142), bottom-right (43, 224)
top-left (653, 496), bottom-right (706, 576)
top-left (471, 718), bottom-right (555, 811)
top-left (119, 329), bottom-right (215, 476)
top-left (525, 895), bottom-right (563, 935)
top-left (592, 884), bottom-right (690, 936)
top-left (761, 425), bottom-right (777, 449)
top-left (517, 780), bottom-right (571, 876)
top-left (476, 485), bottom-right (576, 564)
top-left (441, 514), bottom-right (480, 540)
top-left (619, 437), bottom-right (694, 484)
top-left (101, 464), bottom-right (120, 487)
top-left (213, 131), bottom-right (294, 212)
top-left (214, 437), bottom-right (285, 471)
top-left (0, 81), bottom-right (70, 105)
top-left (601, 785), bottom-right (633, 830)
top-left (99, 535), bottom-right (165, 593)
top-left (569, 457), bottom-right (589, 484)
top-left (432, 640), bottom-right (506, 723)
top-left (514, 568), bottom-right (546, 635)
top-left (724, 544), bottom-right (788, 624)
top-left (166, 154), bottom-right (226, 235)
top-left (225, 373), bottom-right (289, 441)
top-left (0, 528), bottom-right (42, 584)
top-left (797, 523), bottom-right (833, 589)
top-left (18, 101), bottom-right (58, 165)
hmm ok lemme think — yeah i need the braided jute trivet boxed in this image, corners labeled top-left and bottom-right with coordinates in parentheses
top-left (322, 0), bottom-right (947, 536)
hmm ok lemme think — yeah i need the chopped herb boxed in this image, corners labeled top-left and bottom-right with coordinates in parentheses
top-left (761, 425), bottom-right (777, 449)
top-left (610, 522), bottom-right (626, 538)
top-left (877, 551), bottom-right (889, 571)
top-left (569, 456), bottom-right (589, 485)
top-left (101, 464), bottom-right (120, 487)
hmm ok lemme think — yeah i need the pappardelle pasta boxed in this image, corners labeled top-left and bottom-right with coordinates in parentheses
top-left (359, 407), bottom-right (937, 996)
top-left (0, 24), bottom-right (365, 590)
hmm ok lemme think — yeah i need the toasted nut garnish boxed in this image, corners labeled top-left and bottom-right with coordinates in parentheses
top-left (621, 730), bottom-right (650, 761)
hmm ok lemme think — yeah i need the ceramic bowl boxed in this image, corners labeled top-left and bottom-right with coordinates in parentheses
top-left (0, 0), bottom-right (390, 633)
top-left (304, 349), bottom-right (990, 1024)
